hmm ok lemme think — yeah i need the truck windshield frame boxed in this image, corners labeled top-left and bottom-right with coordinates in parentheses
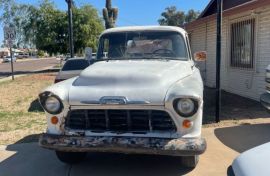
top-left (97, 31), bottom-right (189, 61)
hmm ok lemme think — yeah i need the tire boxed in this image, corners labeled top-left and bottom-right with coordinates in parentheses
top-left (181, 155), bottom-right (199, 168)
top-left (55, 151), bottom-right (87, 164)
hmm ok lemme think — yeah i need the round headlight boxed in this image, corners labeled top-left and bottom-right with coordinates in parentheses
top-left (44, 96), bottom-right (61, 114)
top-left (174, 98), bottom-right (198, 117)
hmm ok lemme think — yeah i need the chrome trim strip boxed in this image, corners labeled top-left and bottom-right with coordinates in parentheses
top-left (80, 96), bottom-right (151, 105)
top-left (80, 100), bottom-right (100, 104)
top-left (70, 105), bottom-right (165, 110)
top-left (100, 96), bottom-right (127, 105)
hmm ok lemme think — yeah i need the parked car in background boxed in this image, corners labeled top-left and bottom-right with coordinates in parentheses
top-left (16, 53), bottom-right (24, 59)
top-left (64, 56), bottom-right (71, 61)
top-left (54, 58), bottom-right (89, 83)
top-left (39, 26), bottom-right (207, 167)
top-left (17, 53), bottom-right (29, 59)
top-left (23, 53), bottom-right (29, 58)
top-left (2, 56), bottom-right (16, 63)
top-left (64, 54), bottom-right (72, 61)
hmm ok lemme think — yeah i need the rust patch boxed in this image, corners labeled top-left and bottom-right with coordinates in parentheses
top-left (39, 134), bottom-right (206, 156)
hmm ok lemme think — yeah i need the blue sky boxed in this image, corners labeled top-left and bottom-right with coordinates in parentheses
top-left (0, 0), bottom-right (210, 46)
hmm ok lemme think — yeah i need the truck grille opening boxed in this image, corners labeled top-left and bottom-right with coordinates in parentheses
top-left (65, 110), bottom-right (176, 133)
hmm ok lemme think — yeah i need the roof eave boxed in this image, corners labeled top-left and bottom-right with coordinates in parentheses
top-left (198, 0), bottom-right (216, 19)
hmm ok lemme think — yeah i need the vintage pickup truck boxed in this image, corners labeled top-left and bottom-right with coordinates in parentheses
top-left (38, 26), bottom-right (207, 167)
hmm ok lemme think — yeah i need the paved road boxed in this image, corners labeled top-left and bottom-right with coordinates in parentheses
top-left (0, 58), bottom-right (59, 78)
top-left (1, 123), bottom-right (270, 176)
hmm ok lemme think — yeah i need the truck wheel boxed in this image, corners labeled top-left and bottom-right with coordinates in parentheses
top-left (181, 155), bottom-right (199, 168)
top-left (55, 151), bottom-right (87, 164)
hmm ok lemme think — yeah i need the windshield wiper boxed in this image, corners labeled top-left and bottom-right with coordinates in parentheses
top-left (95, 56), bottom-right (180, 62)
top-left (150, 55), bottom-right (175, 61)
top-left (94, 57), bottom-right (124, 62)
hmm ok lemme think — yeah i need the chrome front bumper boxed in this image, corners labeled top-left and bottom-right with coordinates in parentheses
top-left (39, 134), bottom-right (206, 156)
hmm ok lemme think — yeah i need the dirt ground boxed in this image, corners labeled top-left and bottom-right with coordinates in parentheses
top-left (0, 73), bottom-right (56, 145)
top-left (203, 87), bottom-right (270, 127)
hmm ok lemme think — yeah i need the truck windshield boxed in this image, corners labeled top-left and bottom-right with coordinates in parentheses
top-left (97, 31), bottom-right (188, 60)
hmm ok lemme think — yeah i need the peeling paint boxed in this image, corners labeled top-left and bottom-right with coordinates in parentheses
top-left (39, 134), bottom-right (206, 156)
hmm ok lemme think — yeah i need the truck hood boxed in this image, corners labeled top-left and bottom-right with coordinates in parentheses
top-left (68, 60), bottom-right (193, 106)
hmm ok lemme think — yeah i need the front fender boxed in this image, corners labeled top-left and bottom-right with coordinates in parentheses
top-left (39, 77), bottom-right (77, 135)
top-left (164, 69), bottom-right (204, 137)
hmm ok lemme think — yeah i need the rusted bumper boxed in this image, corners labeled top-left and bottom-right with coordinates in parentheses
top-left (39, 134), bottom-right (206, 156)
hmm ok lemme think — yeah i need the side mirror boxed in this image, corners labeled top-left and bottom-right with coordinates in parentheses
top-left (194, 51), bottom-right (207, 62)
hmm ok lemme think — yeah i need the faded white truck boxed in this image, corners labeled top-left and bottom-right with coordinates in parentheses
top-left (38, 26), bottom-right (207, 167)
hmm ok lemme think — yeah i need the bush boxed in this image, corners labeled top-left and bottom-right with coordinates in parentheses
top-left (37, 50), bottom-right (45, 57)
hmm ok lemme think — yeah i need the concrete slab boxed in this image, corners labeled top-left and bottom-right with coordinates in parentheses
top-left (1, 123), bottom-right (270, 176)
top-left (0, 143), bottom-right (70, 176)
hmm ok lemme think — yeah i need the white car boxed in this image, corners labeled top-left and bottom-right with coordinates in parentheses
top-left (54, 58), bottom-right (90, 83)
top-left (38, 26), bottom-right (207, 167)
top-left (3, 56), bottom-right (16, 62)
top-left (232, 142), bottom-right (270, 176)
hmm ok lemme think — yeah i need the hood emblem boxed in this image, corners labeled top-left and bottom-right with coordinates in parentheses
top-left (100, 96), bottom-right (127, 105)
top-left (80, 97), bottom-right (150, 105)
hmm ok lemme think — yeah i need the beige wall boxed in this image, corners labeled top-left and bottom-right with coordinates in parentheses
top-left (186, 5), bottom-right (270, 101)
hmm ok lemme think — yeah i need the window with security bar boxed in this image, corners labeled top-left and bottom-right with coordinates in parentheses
top-left (230, 19), bottom-right (255, 69)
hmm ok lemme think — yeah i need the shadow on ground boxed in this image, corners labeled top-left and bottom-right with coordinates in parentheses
top-left (72, 153), bottom-right (193, 176)
top-left (215, 123), bottom-right (270, 153)
top-left (13, 134), bottom-right (41, 144)
top-left (28, 99), bottom-right (44, 112)
top-left (0, 141), bottom-right (193, 176)
top-left (203, 87), bottom-right (270, 123)
top-left (0, 143), bottom-right (70, 176)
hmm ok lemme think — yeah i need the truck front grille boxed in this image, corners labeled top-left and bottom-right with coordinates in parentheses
top-left (65, 110), bottom-right (176, 132)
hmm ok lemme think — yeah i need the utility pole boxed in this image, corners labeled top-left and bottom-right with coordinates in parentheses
top-left (215, 0), bottom-right (223, 123)
top-left (9, 47), bottom-right (14, 80)
top-left (65, 0), bottom-right (74, 58)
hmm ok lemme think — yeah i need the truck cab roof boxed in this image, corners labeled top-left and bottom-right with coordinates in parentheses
top-left (101, 26), bottom-right (187, 36)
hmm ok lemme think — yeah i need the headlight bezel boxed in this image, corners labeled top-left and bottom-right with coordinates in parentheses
top-left (173, 98), bottom-right (199, 118)
top-left (39, 92), bottom-right (63, 115)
